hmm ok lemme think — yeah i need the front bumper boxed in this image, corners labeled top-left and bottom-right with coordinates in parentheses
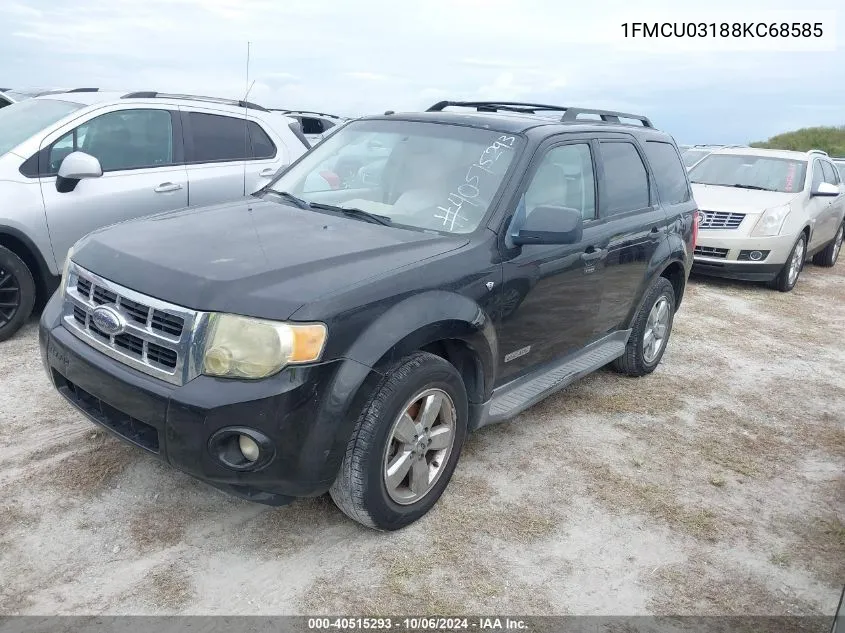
top-left (39, 293), bottom-right (378, 505)
top-left (692, 231), bottom-right (794, 282)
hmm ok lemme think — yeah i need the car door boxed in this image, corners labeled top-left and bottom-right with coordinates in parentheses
top-left (493, 137), bottom-right (607, 384)
top-left (820, 160), bottom-right (845, 238)
top-left (595, 137), bottom-right (674, 333)
top-left (38, 106), bottom-right (188, 265)
top-left (181, 108), bottom-right (278, 207)
top-left (806, 159), bottom-right (830, 250)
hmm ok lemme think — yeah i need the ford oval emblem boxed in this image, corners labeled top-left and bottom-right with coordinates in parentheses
top-left (90, 305), bottom-right (126, 336)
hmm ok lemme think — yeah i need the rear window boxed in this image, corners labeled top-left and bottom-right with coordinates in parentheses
top-left (689, 153), bottom-right (808, 193)
top-left (644, 141), bottom-right (690, 205)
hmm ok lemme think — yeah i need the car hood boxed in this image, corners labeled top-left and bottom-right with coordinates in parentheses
top-left (691, 183), bottom-right (798, 213)
top-left (73, 198), bottom-right (467, 320)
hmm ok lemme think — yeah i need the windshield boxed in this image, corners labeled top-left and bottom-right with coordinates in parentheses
top-left (266, 119), bottom-right (523, 234)
top-left (0, 99), bottom-right (83, 156)
top-left (681, 149), bottom-right (710, 167)
top-left (689, 153), bottom-right (807, 193)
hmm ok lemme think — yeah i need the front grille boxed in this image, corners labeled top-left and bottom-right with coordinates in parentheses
top-left (62, 262), bottom-right (202, 385)
top-left (694, 245), bottom-right (729, 259)
top-left (699, 211), bottom-right (745, 229)
top-left (55, 372), bottom-right (160, 453)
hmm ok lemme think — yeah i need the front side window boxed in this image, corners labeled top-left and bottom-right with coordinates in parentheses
top-left (266, 119), bottom-right (523, 234)
top-left (49, 109), bottom-right (174, 173)
top-left (600, 141), bottom-right (650, 216)
top-left (821, 160), bottom-right (840, 185)
top-left (644, 141), bottom-right (690, 205)
top-left (0, 98), bottom-right (83, 157)
top-left (524, 143), bottom-right (596, 220)
top-left (690, 153), bottom-right (808, 193)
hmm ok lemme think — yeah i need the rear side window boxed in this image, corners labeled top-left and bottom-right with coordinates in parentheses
top-left (644, 141), bottom-right (690, 205)
top-left (600, 141), bottom-right (650, 216)
top-left (247, 121), bottom-right (276, 159)
top-left (187, 112), bottom-right (250, 163)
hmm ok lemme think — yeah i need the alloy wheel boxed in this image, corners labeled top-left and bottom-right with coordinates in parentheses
top-left (382, 388), bottom-right (457, 505)
top-left (788, 237), bottom-right (805, 286)
top-left (0, 266), bottom-right (21, 328)
top-left (643, 296), bottom-right (670, 364)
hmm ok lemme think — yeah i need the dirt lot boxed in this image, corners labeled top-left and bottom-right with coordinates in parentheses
top-left (1, 263), bottom-right (843, 616)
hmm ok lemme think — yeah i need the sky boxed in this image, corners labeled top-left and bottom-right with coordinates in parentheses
top-left (1, 0), bottom-right (842, 144)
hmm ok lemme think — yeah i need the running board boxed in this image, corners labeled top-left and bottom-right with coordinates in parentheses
top-left (480, 330), bottom-right (630, 427)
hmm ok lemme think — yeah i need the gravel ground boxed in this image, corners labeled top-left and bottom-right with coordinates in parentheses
top-left (0, 262), bottom-right (843, 616)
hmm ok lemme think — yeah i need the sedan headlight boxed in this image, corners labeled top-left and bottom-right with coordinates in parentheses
top-left (202, 314), bottom-right (327, 379)
top-left (752, 205), bottom-right (791, 237)
top-left (59, 245), bottom-right (75, 298)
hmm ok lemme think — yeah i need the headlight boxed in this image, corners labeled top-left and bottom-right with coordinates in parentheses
top-left (59, 245), bottom-right (75, 298)
top-left (202, 314), bottom-right (327, 379)
top-left (752, 205), bottom-right (791, 237)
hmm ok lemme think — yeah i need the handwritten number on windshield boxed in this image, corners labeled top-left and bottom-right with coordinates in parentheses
top-left (435, 135), bottom-right (516, 231)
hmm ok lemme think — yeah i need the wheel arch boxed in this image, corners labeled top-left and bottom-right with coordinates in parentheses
top-left (0, 225), bottom-right (57, 308)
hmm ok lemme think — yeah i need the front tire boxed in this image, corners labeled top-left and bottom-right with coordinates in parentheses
top-left (0, 246), bottom-right (36, 343)
top-left (812, 223), bottom-right (843, 268)
top-left (772, 233), bottom-right (806, 292)
top-left (329, 351), bottom-right (468, 531)
top-left (613, 276), bottom-right (676, 377)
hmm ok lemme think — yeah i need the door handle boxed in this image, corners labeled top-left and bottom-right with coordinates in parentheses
top-left (154, 182), bottom-right (183, 193)
top-left (581, 247), bottom-right (606, 262)
top-left (259, 168), bottom-right (276, 178)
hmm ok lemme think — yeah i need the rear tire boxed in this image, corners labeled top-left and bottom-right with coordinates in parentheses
top-left (329, 351), bottom-right (468, 531)
top-left (613, 276), bottom-right (676, 377)
top-left (772, 233), bottom-right (806, 292)
top-left (812, 223), bottom-right (843, 268)
top-left (0, 246), bottom-right (36, 343)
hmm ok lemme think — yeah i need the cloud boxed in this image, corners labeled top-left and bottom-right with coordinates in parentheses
top-left (0, 0), bottom-right (842, 141)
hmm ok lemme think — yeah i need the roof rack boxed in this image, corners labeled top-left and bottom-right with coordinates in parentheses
top-left (269, 109), bottom-right (342, 119)
top-left (808, 149), bottom-right (829, 156)
top-left (66, 88), bottom-right (100, 93)
top-left (121, 91), bottom-right (268, 112)
top-left (426, 101), bottom-right (653, 128)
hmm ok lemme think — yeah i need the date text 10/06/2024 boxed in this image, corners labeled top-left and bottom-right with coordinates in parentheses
top-left (307, 617), bottom-right (529, 630)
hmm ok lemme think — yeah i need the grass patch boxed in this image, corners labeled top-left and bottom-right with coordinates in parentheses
top-left (140, 563), bottom-right (194, 611)
top-left (42, 436), bottom-right (139, 496)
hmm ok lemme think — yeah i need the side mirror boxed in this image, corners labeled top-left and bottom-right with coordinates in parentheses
top-left (511, 205), bottom-right (584, 246)
top-left (811, 182), bottom-right (841, 197)
top-left (56, 152), bottom-right (102, 193)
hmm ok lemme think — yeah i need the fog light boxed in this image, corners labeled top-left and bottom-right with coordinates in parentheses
top-left (238, 434), bottom-right (260, 462)
top-left (749, 250), bottom-right (763, 261)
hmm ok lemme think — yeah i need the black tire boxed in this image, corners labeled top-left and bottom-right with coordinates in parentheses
top-left (812, 223), bottom-right (844, 268)
top-left (329, 351), bottom-right (468, 531)
top-left (771, 233), bottom-right (806, 292)
top-left (0, 245), bottom-right (36, 343)
top-left (612, 276), bottom-right (676, 377)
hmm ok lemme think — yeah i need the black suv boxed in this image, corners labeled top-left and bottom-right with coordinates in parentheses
top-left (40, 101), bottom-right (698, 530)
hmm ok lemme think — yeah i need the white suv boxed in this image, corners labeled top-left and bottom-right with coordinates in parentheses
top-left (689, 147), bottom-right (845, 291)
top-left (0, 90), bottom-right (309, 340)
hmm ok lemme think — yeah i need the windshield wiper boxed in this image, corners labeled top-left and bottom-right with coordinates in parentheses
top-left (308, 202), bottom-right (392, 226)
top-left (729, 184), bottom-right (773, 191)
top-left (263, 189), bottom-right (311, 209)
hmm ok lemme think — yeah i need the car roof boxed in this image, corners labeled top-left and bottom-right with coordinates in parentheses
top-left (360, 110), bottom-right (667, 137)
top-left (707, 147), bottom-right (814, 161)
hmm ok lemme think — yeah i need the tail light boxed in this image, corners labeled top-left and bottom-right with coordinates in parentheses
top-left (692, 209), bottom-right (700, 251)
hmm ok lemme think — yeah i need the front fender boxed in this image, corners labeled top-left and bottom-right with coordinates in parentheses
top-left (344, 290), bottom-right (498, 400)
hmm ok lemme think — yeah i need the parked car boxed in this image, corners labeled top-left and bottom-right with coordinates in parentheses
top-left (689, 147), bottom-right (844, 291)
top-left (0, 90), bottom-right (309, 341)
top-left (40, 99), bottom-right (696, 530)
top-left (681, 144), bottom-right (748, 170)
top-left (269, 109), bottom-right (347, 145)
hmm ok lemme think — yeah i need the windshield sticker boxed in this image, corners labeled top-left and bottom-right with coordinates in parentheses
top-left (435, 135), bottom-right (516, 231)
top-left (784, 163), bottom-right (796, 192)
